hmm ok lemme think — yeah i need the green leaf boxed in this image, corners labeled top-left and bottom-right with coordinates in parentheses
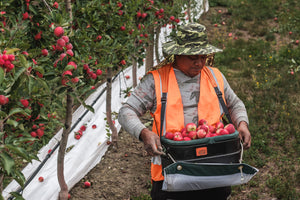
top-left (14, 136), bottom-right (37, 146)
top-left (9, 191), bottom-right (26, 200)
top-left (33, 66), bottom-right (45, 74)
top-left (57, 86), bottom-right (67, 94)
top-left (14, 67), bottom-right (26, 82)
top-left (64, 65), bottom-right (76, 71)
top-left (0, 111), bottom-right (7, 118)
top-left (0, 151), bottom-right (15, 175)
top-left (6, 119), bottom-right (18, 127)
top-left (6, 144), bottom-right (31, 161)
top-left (37, 78), bottom-right (50, 92)
top-left (6, 48), bottom-right (20, 54)
top-left (28, 76), bottom-right (34, 94)
top-left (8, 108), bottom-right (26, 116)
top-left (83, 103), bottom-right (95, 113)
top-left (18, 123), bottom-right (25, 131)
top-left (0, 67), bottom-right (4, 85)
top-left (19, 54), bottom-right (28, 68)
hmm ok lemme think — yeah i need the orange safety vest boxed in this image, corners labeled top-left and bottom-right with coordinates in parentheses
top-left (148, 64), bottom-right (226, 181)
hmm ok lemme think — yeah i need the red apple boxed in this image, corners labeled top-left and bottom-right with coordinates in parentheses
top-left (215, 121), bottom-right (224, 130)
top-left (173, 132), bottom-right (183, 141)
top-left (38, 176), bottom-right (44, 182)
top-left (206, 132), bottom-right (217, 138)
top-left (165, 132), bottom-right (174, 140)
top-left (198, 119), bottom-right (207, 125)
top-left (84, 181), bottom-right (91, 188)
top-left (186, 123), bottom-right (196, 132)
top-left (188, 131), bottom-right (197, 140)
top-left (183, 137), bottom-right (191, 141)
top-left (199, 124), bottom-right (209, 133)
top-left (0, 95), bottom-right (8, 105)
top-left (209, 125), bottom-right (216, 133)
top-left (180, 127), bottom-right (186, 133)
top-left (217, 128), bottom-right (229, 135)
top-left (36, 129), bottom-right (44, 137)
top-left (181, 130), bottom-right (188, 138)
top-left (196, 129), bottom-right (207, 139)
top-left (120, 26), bottom-right (126, 31)
top-left (224, 124), bottom-right (236, 134)
top-left (30, 131), bottom-right (37, 137)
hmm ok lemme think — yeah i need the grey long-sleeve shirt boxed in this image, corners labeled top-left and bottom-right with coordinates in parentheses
top-left (118, 68), bottom-right (249, 139)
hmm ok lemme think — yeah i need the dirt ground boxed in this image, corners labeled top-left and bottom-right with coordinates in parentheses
top-left (69, 128), bottom-right (152, 200)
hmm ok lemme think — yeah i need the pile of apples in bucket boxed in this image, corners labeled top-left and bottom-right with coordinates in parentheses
top-left (165, 119), bottom-right (236, 141)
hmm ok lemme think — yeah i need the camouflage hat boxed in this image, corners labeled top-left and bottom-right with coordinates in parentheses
top-left (162, 23), bottom-right (222, 56)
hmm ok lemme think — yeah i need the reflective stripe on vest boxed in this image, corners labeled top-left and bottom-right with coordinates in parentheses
top-left (148, 64), bottom-right (226, 181)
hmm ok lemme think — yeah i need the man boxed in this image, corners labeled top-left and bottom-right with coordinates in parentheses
top-left (118, 23), bottom-right (251, 200)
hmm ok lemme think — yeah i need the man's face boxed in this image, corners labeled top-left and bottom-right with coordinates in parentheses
top-left (174, 55), bottom-right (208, 77)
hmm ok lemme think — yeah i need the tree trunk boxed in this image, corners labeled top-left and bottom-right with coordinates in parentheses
top-left (132, 38), bottom-right (138, 88)
top-left (57, 90), bottom-right (73, 200)
top-left (64, 0), bottom-right (72, 19)
top-left (132, 57), bottom-right (137, 88)
top-left (106, 67), bottom-right (118, 148)
top-left (145, 27), bottom-right (154, 73)
top-left (187, 0), bottom-right (191, 22)
top-left (57, 2), bottom-right (73, 200)
top-left (155, 25), bottom-right (161, 65)
top-left (0, 120), bottom-right (4, 195)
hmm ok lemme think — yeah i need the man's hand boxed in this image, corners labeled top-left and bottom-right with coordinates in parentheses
top-left (139, 128), bottom-right (165, 156)
top-left (237, 121), bottom-right (251, 149)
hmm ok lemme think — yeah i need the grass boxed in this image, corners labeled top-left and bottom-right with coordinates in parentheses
top-left (207, 0), bottom-right (300, 199)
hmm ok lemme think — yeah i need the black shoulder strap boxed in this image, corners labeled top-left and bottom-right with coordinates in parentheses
top-left (214, 87), bottom-right (233, 124)
top-left (204, 66), bottom-right (233, 124)
top-left (160, 93), bottom-right (167, 136)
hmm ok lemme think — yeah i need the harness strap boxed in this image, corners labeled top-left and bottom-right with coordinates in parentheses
top-left (158, 65), bottom-right (171, 136)
top-left (204, 67), bottom-right (233, 124)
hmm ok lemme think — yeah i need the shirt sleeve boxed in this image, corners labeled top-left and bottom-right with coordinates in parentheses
top-left (222, 74), bottom-right (249, 127)
top-left (118, 73), bottom-right (157, 139)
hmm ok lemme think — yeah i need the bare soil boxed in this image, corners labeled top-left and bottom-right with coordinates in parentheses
top-left (69, 128), bottom-right (152, 200)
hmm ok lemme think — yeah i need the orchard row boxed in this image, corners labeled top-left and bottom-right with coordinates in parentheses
top-left (0, 0), bottom-right (197, 195)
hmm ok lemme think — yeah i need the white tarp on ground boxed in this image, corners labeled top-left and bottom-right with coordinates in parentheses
top-left (3, 1), bottom-right (208, 199)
